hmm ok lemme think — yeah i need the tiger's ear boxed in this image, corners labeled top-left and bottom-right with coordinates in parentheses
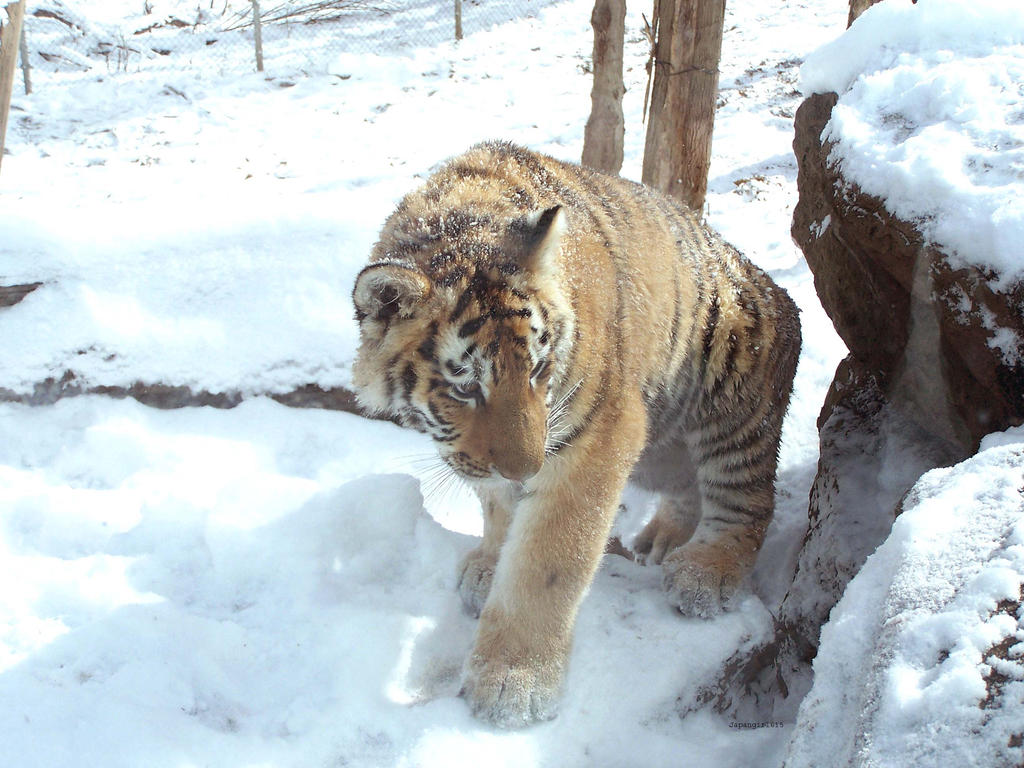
top-left (510, 205), bottom-right (566, 276)
top-left (353, 263), bottom-right (432, 323)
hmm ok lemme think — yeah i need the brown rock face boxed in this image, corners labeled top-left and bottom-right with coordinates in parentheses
top-left (708, 91), bottom-right (1024, 719)
top-left (792, 91), bottom-right (1024, 453)
top-left (931, 266), bottom-right (1024, 446)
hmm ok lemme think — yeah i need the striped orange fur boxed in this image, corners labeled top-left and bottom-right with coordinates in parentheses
top-left (351, 141), bottom-right (801, 727)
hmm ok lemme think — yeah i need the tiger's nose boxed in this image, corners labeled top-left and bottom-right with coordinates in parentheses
top-left (496, 465), bottom-right (537, 482)
top-left (497, 465), bottom-right (531, 482)
top-left (492, 451), bottom-right (543, 482)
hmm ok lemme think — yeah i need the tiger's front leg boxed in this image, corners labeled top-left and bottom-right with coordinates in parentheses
top-left (460, 404), bottom-right (646, 727)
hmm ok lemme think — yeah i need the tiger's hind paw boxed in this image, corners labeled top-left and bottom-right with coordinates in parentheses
top-left (661, 545), bottom-right (746, 619)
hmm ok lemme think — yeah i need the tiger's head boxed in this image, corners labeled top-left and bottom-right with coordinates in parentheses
top-left (351, 204), bottom-right (574, 485)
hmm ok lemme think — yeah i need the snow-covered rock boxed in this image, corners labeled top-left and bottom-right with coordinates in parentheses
top-left (715, 0), bottom-right (1024, 721)
top-left (792, 87), bottom-right (1024, 453)
top-left (795, 0), bottom-right (1024, 449)
top-left (801, 0), bottom-right (1024, 287)
top-left (785, 428), bottom-right (1024, 768)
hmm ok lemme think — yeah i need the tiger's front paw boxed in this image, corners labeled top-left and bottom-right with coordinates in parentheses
top-left (456, 547), bottom-right (496, 618)
top-left (662, 543), bottom-right (747, 619)
top-left (460, 650), bottom-right (561, 728)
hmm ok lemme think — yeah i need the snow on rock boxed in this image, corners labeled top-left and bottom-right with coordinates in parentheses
top-left (784, 429), bottom-right (1024, 768)
top-left (800, 0), bottom-right (1024, 287)
top-left (791, 84), bottom-right (1023, 453)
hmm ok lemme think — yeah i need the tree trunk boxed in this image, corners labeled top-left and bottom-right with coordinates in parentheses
top-left (641, 0), bottom-right (725, 211)
top-left (0, 0), bottom-right (26, 175)
top-left (251, 0), bottom-right (264, 72)
top-left (581, 0), bottom-right (626, 175)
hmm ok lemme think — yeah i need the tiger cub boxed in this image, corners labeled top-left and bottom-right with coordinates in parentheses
top-left (351, 141), bottom-right (800, 727)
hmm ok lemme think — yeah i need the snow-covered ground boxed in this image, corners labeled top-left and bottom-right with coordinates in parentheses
top-left (3, 0), bottom-right (1019, 765)
top-left (0, 397), bottom-right (788, 767)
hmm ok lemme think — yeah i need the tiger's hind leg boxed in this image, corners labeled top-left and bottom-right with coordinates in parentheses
top-left (661, 409), bottom-right (784, 618)
top-left (661, 495), bottom-right (771, 619)
top-left (661, 277), bottom-right (800, 618)
top-left (629, 439), bottom-right (702, 564)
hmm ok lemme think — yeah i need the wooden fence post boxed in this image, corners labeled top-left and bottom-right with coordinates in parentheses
top-left (0, 0), bottom-right (26, 176)
top-left (252, 0), bottom-right (264, 72)
top-left (454, 0), bottom-right (463, 40)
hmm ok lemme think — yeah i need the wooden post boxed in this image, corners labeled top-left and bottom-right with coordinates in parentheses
top-left (454, 0), bottom-right (463, 41)
top-left (0, 0), bottom-right (26, 175)
top-left (18, 7), bottom-right (28, 95)
top-left (581, 0), bottom-right (626, 175)
top-left (641, 0), bottom-right (725, 211)
top-left (252, 0), bottom-right (264, 72)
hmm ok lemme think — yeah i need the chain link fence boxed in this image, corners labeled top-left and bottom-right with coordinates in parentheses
top-left (7, 0), bottom-right (544, 85)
